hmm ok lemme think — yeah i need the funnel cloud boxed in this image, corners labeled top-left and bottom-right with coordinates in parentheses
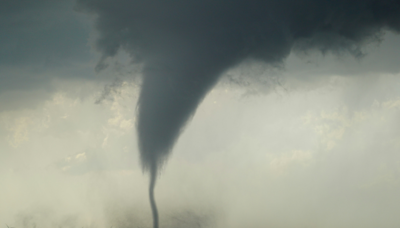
top-left (76, 0), bottom-right (400, 227)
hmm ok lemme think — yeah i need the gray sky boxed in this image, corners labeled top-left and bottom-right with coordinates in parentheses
top-left (2, 1), bottom-right (400, 227)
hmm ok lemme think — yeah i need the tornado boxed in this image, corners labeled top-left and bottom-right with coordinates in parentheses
top-left (76, 1), bottom-right (400, 227)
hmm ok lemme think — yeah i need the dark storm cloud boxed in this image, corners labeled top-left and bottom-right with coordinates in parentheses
top-left (0, 0), bottom-right (89, 66)
top-left (76, 0), bottom-right (400, 173)
top-left (0, 0), bottom-right (92, 92)
top-left (75, 1), bottom-right (400, 226)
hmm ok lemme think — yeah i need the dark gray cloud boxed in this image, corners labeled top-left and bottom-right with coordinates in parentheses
top-left (76, 0), bottom-right (400, 173)
top-left (0, 0), bottom-right (92, 94)
top-left (75, 1), bottom-right (400, 227)
top-left (0, 0), bottom-right (87, 65)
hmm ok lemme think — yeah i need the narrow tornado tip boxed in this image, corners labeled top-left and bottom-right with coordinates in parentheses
top-left (149, 160), bottom-right (159, 228)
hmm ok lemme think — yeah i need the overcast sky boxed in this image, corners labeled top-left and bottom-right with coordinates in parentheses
top-left (2, 1), bottom-right (400, 228)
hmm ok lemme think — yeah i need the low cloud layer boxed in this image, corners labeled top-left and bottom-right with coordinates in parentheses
top-left (2, 75), bottom-right (400, 227)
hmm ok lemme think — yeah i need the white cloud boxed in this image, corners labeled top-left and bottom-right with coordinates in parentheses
top-left (2, 73), bottom-right (400, 227)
